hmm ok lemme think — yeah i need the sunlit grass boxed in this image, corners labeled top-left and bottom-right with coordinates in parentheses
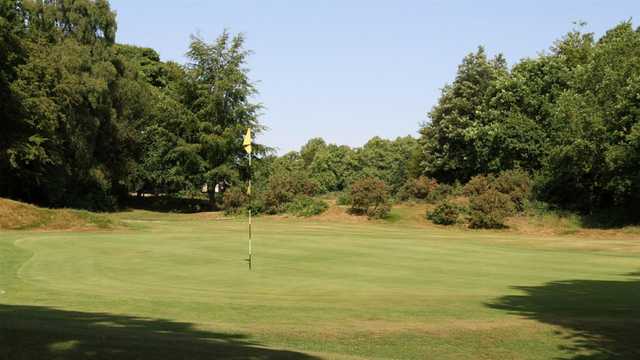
top-left (1, 209), bottom-right (638, 359)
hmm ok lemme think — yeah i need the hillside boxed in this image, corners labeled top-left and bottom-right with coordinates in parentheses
top-left (0, 198), bottom-right (117, 231)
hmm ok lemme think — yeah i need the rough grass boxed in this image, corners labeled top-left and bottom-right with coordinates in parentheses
top-left (307, 202), bottom-right (640, 240)
top-left (1, 202), bottom-right (639, 359)
top-left (0, 198), bottom-right (117, 230)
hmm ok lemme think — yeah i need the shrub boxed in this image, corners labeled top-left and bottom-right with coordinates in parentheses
top-left (469, 189), bottom-right (515, 228)
top-left (367, 202), bottom-right (391, 219)
top-left (246, 196), bottom-right (265, 215)
top-left (336, 192), bottom-right (351, 206)
top-left (348, 177), bottom-right (391, 219)
top-left (222, 187), bottom-right (248, 214)
top-left (414, 176), bottom-right (439, 199)
top-left (262, 172), bottom-right (320, 214)
top-left (427, 201), bottom-right (462, 225)
top-left (263, 185), bottom-right (294, 214)
top-left (494, 169), bottom-right (532, 212)
top-left (396, 188), bottom-right (411, 201)
top-left (400, 176), bottom-right (439, 200)
top-left (463, 174), bottom-right (494, 197)
top-left (427, 183), bottom-right (457, 202)
top-left (286, 196), bottom-right (329, 217)
top-left (463, 171), bottom-right (532, 213)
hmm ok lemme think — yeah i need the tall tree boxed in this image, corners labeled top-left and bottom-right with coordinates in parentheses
top-left (22, 0), bottom-right (116, 45)
top-left (538, 22), bottom-right (640, 211)
top-left (356, 136), bottom-right (419, 193)
top-left (300, 137), bottom-right (327, 167)
top-left (420, 47), bottom-right (508, 182)
top-left (0, 0), bottom-right (27, 194)
top-left (179, 31), bottom-right (262, 206)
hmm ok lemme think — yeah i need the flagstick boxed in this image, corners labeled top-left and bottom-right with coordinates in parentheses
top-left (248, 151), bottom-right (252, 270)
top-left (243, 128), bottom-right (253, 271)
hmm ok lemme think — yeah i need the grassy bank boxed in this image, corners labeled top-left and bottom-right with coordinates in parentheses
top-left (0, 198), bottom-right (117, 231)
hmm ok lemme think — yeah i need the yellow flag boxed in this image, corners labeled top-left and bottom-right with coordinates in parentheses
top-left (243, 128), bottom-right (252, 154)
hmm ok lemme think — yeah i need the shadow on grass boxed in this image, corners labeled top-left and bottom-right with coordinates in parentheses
top-left (578, 208), bottom-right (640, 229)
top-left (487, 273), bottom-right (640, 359)
top-left (0, 304), bottom-right (318, 360)
top-left (124, 195), bottom-right (212, 214)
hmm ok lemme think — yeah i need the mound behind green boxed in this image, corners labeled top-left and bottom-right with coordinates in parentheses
top-left (0, 198), bottom-right (115, 231)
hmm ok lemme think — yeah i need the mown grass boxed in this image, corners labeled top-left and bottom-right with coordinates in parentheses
top-left (1, 204), bottom-right (639, 359)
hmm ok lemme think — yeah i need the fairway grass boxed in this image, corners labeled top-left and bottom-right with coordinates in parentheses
top-left (1, 209), bottom-right (639, 359)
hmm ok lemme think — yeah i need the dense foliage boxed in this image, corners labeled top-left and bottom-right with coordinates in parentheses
top-left (468, 189), bottom-right (514, 229)
top-left (2, 2), bottom-right (639, 222)
top-left (427, 201), bottom-right (461, 225)
top-left (464, 170), bottom-right (532, 213)
top-left (257, 136), bottom-right (419, 196)
top-left (285, 196), bottom-right (329, 217)
top-left (419, 22), bottom-right (640, 215)
top-left (398, 176), bottom-right (440, 201)
top-left (422, 170), bottom-right (531, 228)
top-left (262, 171), bottom-right (318, 214)
top-left (348, 177), bottom-right (391, 219)
top-left (222, 186), bottom-right (248, 214)
top-left (0, 0), bottom-right (260, 210)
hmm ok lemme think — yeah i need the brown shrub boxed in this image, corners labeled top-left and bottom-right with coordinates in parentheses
top-left (469, 189), bottom-right (515, 228)
top-left (349, 177), bottom-right (391, 219)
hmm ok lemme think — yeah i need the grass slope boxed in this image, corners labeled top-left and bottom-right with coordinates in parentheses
top-left (0, 206), bottom-right (639, 359)
top-left (0, 198), bottom-right (116, 230)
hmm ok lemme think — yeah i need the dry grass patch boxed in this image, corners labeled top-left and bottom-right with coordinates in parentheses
top-left (0, 198), bottom-right (116, 231)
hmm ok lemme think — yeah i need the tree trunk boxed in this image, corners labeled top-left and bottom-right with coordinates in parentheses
top-left (208, 188), bottom-right (217, 210)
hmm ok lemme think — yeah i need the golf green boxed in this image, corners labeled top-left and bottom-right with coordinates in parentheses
top-left (1, 210), bottom-right (638, 359)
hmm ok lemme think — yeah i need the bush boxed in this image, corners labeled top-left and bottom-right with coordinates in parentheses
top-left (246, 196), bottom-right (265, 215)
top-left (463, 174), bottom-right (494, 197)
top-left (463, 170), bottom-right (532, 213)
top-left (336, 192), bottom-right (351, 206)
top-left (400, 176), bottom-right (439, 200)
top-left (427, 201), bottom-right (462, 225)
top-left (263, 185), bottom-right (294, 214)
top-left (222, 187), bottom-right (248, 214)
top-left (427, 183), bottom-right (458, 202)
top-left (494, 169), bottom-right (532, 212)
top-left (285, 196), bottom-right (329, 217)
top-left (368, 202), bottom-right (392, 219)
top-left (469, 189), bottom-right (515, 228)
top-left (348, 177), bottom-right (391, 219)
top-left (262, 172), bottom-right (320, 214)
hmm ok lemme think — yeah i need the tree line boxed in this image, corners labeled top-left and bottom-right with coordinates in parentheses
top-left (222, 136), bottom-right (418, 217)
top-left (1, 0), bottom-right (259, 210)
top-left (419, 22), bottom-right (640, 214)
top-left (2, 1), bottom-right (639, 220)
top-left (248, 21), bottom-right (640, 222)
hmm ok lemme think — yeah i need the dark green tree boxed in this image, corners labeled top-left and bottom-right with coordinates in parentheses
top-left (180, 32), bottom-right (262, 206)
top-left (420, 47), bottom-right (508, 182)
top-left (0, 0), bottom-right (28, 195)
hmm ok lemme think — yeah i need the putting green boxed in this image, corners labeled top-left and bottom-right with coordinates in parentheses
top-left (1, 210), bottom-right (638, 359)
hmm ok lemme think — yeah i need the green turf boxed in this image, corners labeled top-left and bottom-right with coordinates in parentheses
top-left (1, 210), bottom-right (639, 359)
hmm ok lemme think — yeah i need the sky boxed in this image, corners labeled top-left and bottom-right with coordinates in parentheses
top-left (110, 0), bottom-right (640, 154)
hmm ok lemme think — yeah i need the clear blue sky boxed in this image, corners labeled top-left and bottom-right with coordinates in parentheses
top-left (110, 0), bottom-right (639, 154)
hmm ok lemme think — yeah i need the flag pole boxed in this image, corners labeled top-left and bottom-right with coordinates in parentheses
top-left (248, 151), bottom-right (252, 270)
top-left (243, 127), bottom-right (253, 271)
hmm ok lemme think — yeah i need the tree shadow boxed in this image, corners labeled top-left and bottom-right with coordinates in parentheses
top-left (123, 195), bottom-right (212, 213)
top-left (487, 273), bottom-right (640, 359)
top-left (578, 207), bottom-right (640, 229)
top-left (0, 304), bottom-right (318, 360)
